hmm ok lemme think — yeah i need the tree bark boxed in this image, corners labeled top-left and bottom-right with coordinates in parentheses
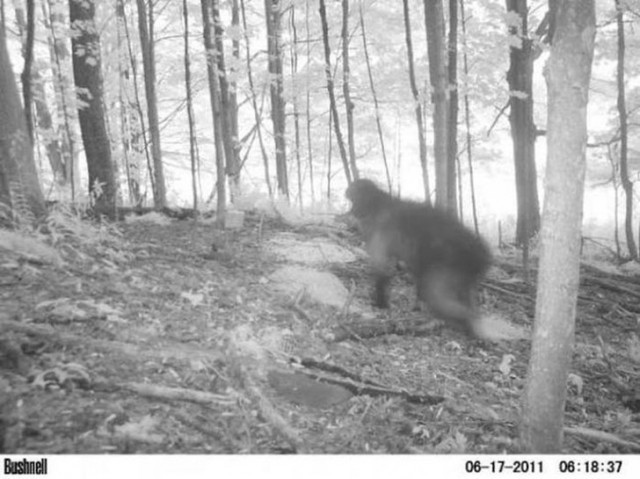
top-left (318, 0), bottom-right (352, 185)
top-left (116, 0), bottom-right (144, 207)
top-left (69, 0), bottom-right (116, 217)
top-left (423, 0), bottom-right (450, 211)
top-left (614, 0), bottom-right (637, 260)
top-left (43, 0), bottom-right (76, 192)
top-left (521, 0), bottom-right (595, 453)
top-left (19, 0), bottom-right (35, 143)
top-left (359, 4), bottom-right (391, 193)
top-left (182, 0), bottom-right (198, 212)
top-left (403, 0), bottom-right (430, 202)
top-left (265, 0), bottom-right (288, 197)
top-left (240, 0), bottom-right (272, 197)
top-left (459, 0), bottom-right (479, 234)
top-left (447, 0), bottom-right (459, 213)
top-left (341, 0), bottom-right (358, 181)
top-left (136, 0), bottom-right (166, 208)
top-left (304, 0), bottom-right (315, 203)
top-left (289, 6), bottom-right (303, 208)
top-left (15, 2), bottom-right (65, 184)
top-left (0, 22), bottom-right (45, 223)
top-left (505, 0), bottom-right (540, 245)
top-left (229, 0), bottom-right (241, 195)
top-left (201, 0), bottom-right (226, 224)
top-left (212, 0), bottom-right (239, 198)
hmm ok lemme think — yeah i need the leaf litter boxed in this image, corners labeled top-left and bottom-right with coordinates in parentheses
top-left (0, 211), bottom-right (639, 453)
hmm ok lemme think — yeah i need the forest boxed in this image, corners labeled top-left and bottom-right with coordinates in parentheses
top-left (1, 0), bottom-right (639, 456)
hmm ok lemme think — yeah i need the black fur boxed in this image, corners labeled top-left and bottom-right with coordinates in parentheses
top-left (346, 179), bottom-right (491, 336)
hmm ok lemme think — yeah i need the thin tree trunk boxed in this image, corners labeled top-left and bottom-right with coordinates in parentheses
top-left (318, 0), bottom-right (351, 184)
top-left (403, 0), bottom-right (430, 202)
top-left (0, 22), bottom-right (45, 222)
top-left (229, 0), bottom-right (241, 195)
top-left (341, 0), bottom-right (358, 180)
top-left (607, 144), bottom-right (621, 258)
top-left (136, 0), bottom-right (166, 207)
top-left (19, 0), bottom-right (35, 142)
top-left (459, 0), bottom-right (479, 234)
top-left (395, 113), bottom-right (402, 196)
top-left (16, 2), bottom-right (65, 184)
top-left (116, 0), bottom-right (142, 206)
top-left (120, 0), bottom-right (154, 205)
top-left (423, 0), bottom-right (450, 211)
top-left (32, 69), bottom-right (65, 183)
top-left (265, 0), bottom-right (288, 197)
top-left (43, 0), bottom-right (76, 196)
top-left (69, 0), bottom-right (116, 217)
top-left (505, 0), bottom-right (540, 245)
top-left (183, 0), bottom-right (198, 212)
top-left (305, 0), bottom-right (315, 203)
top-left (240, 0), bottom-right (272, 197)
top-left (42, 0), bottom-right (77, 191)
top-left (359, 4), bottom-right (391, 193)
top-left (447, 0), bottom-right (459, 214)
top-left (212, 0), bottom-right (238, 199)
top-left (326, 108), bottom-right (333, 199)
top-left (289, 6), bottom-right (303, 209)
top-left (456, 153), bottom-right (463, 220)
top-left (614, 0), bottom-right (637, 260)
top-left (201, 0), bottom-right (226, 224)
top-left (521, 0), bottom-right (595, 453)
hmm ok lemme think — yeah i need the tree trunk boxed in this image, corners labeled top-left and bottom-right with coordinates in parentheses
top-left (136, 0), bottom-right (166, 208)
top-left (229, 0), bottom-right (241, 194)
top-left (289, 7), bottom-right (303, 208)
top-left (521, 0), bottom-right (595, 453)
top-left (240, 0), bottom-right (272, 197)
top-left (212, 0), bottom-right (239, 199)
top-left (201, 0), bottom-right (226, 224)
top-left (0, 22), bottom-right (45, 223)
top-left (505, 0), bottom-right (540, 246)
top-left (359, 4), bottom-right (391, 193)
top-left (69, 0), bottom-right (116, 217)
top-left (182, 0), bottom-right (198, 212)
top-left (19, 0), bottom-right (35, 143)
top-left (447, 0), bottom-right (459, 214)
top-left (614, 0), bottom-right (637, 260)
top-left (33, 68), bottom-right (65, 184)
top-left (265, 0), bottom-right (288, 197)
top-left (44, 0), bottom-right (77, 196)
top-left (341, 0), bottom-right (358, 180)
top-left (318, 0), bottom-right (352, 185)
top-left (305, 0), bottom-right (315, 202)
top-left (459, 0), bottom-right (479, 234)
top-left (402, 0), bottom-right (430, 202)
top-left (423, 0), bottom-right (450, 211)
top-left (116, 0), bottom-right (144, 207)
top-left (15, 2), bottom-right (65, 184)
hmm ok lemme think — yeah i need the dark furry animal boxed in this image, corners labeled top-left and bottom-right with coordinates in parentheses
top-left (346, 178), bottom-right (491, 336)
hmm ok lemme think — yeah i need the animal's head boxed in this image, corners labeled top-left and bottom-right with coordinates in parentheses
top-left (345, 179), bottom-right (389, 218)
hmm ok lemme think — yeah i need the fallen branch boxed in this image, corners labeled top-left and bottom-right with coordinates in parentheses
top-left (301, 370), bottom-right (445, 406)
top-left (121, 382), bottom-right (234, 405)
top-left (292, 356), bottom-right (444, 405)
top-left (564, 426), bottom-right (640, 452)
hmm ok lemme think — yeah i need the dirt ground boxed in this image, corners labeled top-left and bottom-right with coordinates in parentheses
top-left (1, 212), bottom-right (639, 453)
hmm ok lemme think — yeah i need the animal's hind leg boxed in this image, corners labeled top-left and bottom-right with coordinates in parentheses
top-left (420, 266), bottom-right (480, 336)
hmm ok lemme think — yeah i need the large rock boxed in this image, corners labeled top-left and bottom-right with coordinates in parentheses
top-left (269, 266), bottom-right (349, 308)
top-left (267, 233), bottom-right (357, 265)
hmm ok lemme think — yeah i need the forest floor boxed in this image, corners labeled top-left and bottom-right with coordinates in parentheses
top-left (1, 209), bottom-right (639, 454)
